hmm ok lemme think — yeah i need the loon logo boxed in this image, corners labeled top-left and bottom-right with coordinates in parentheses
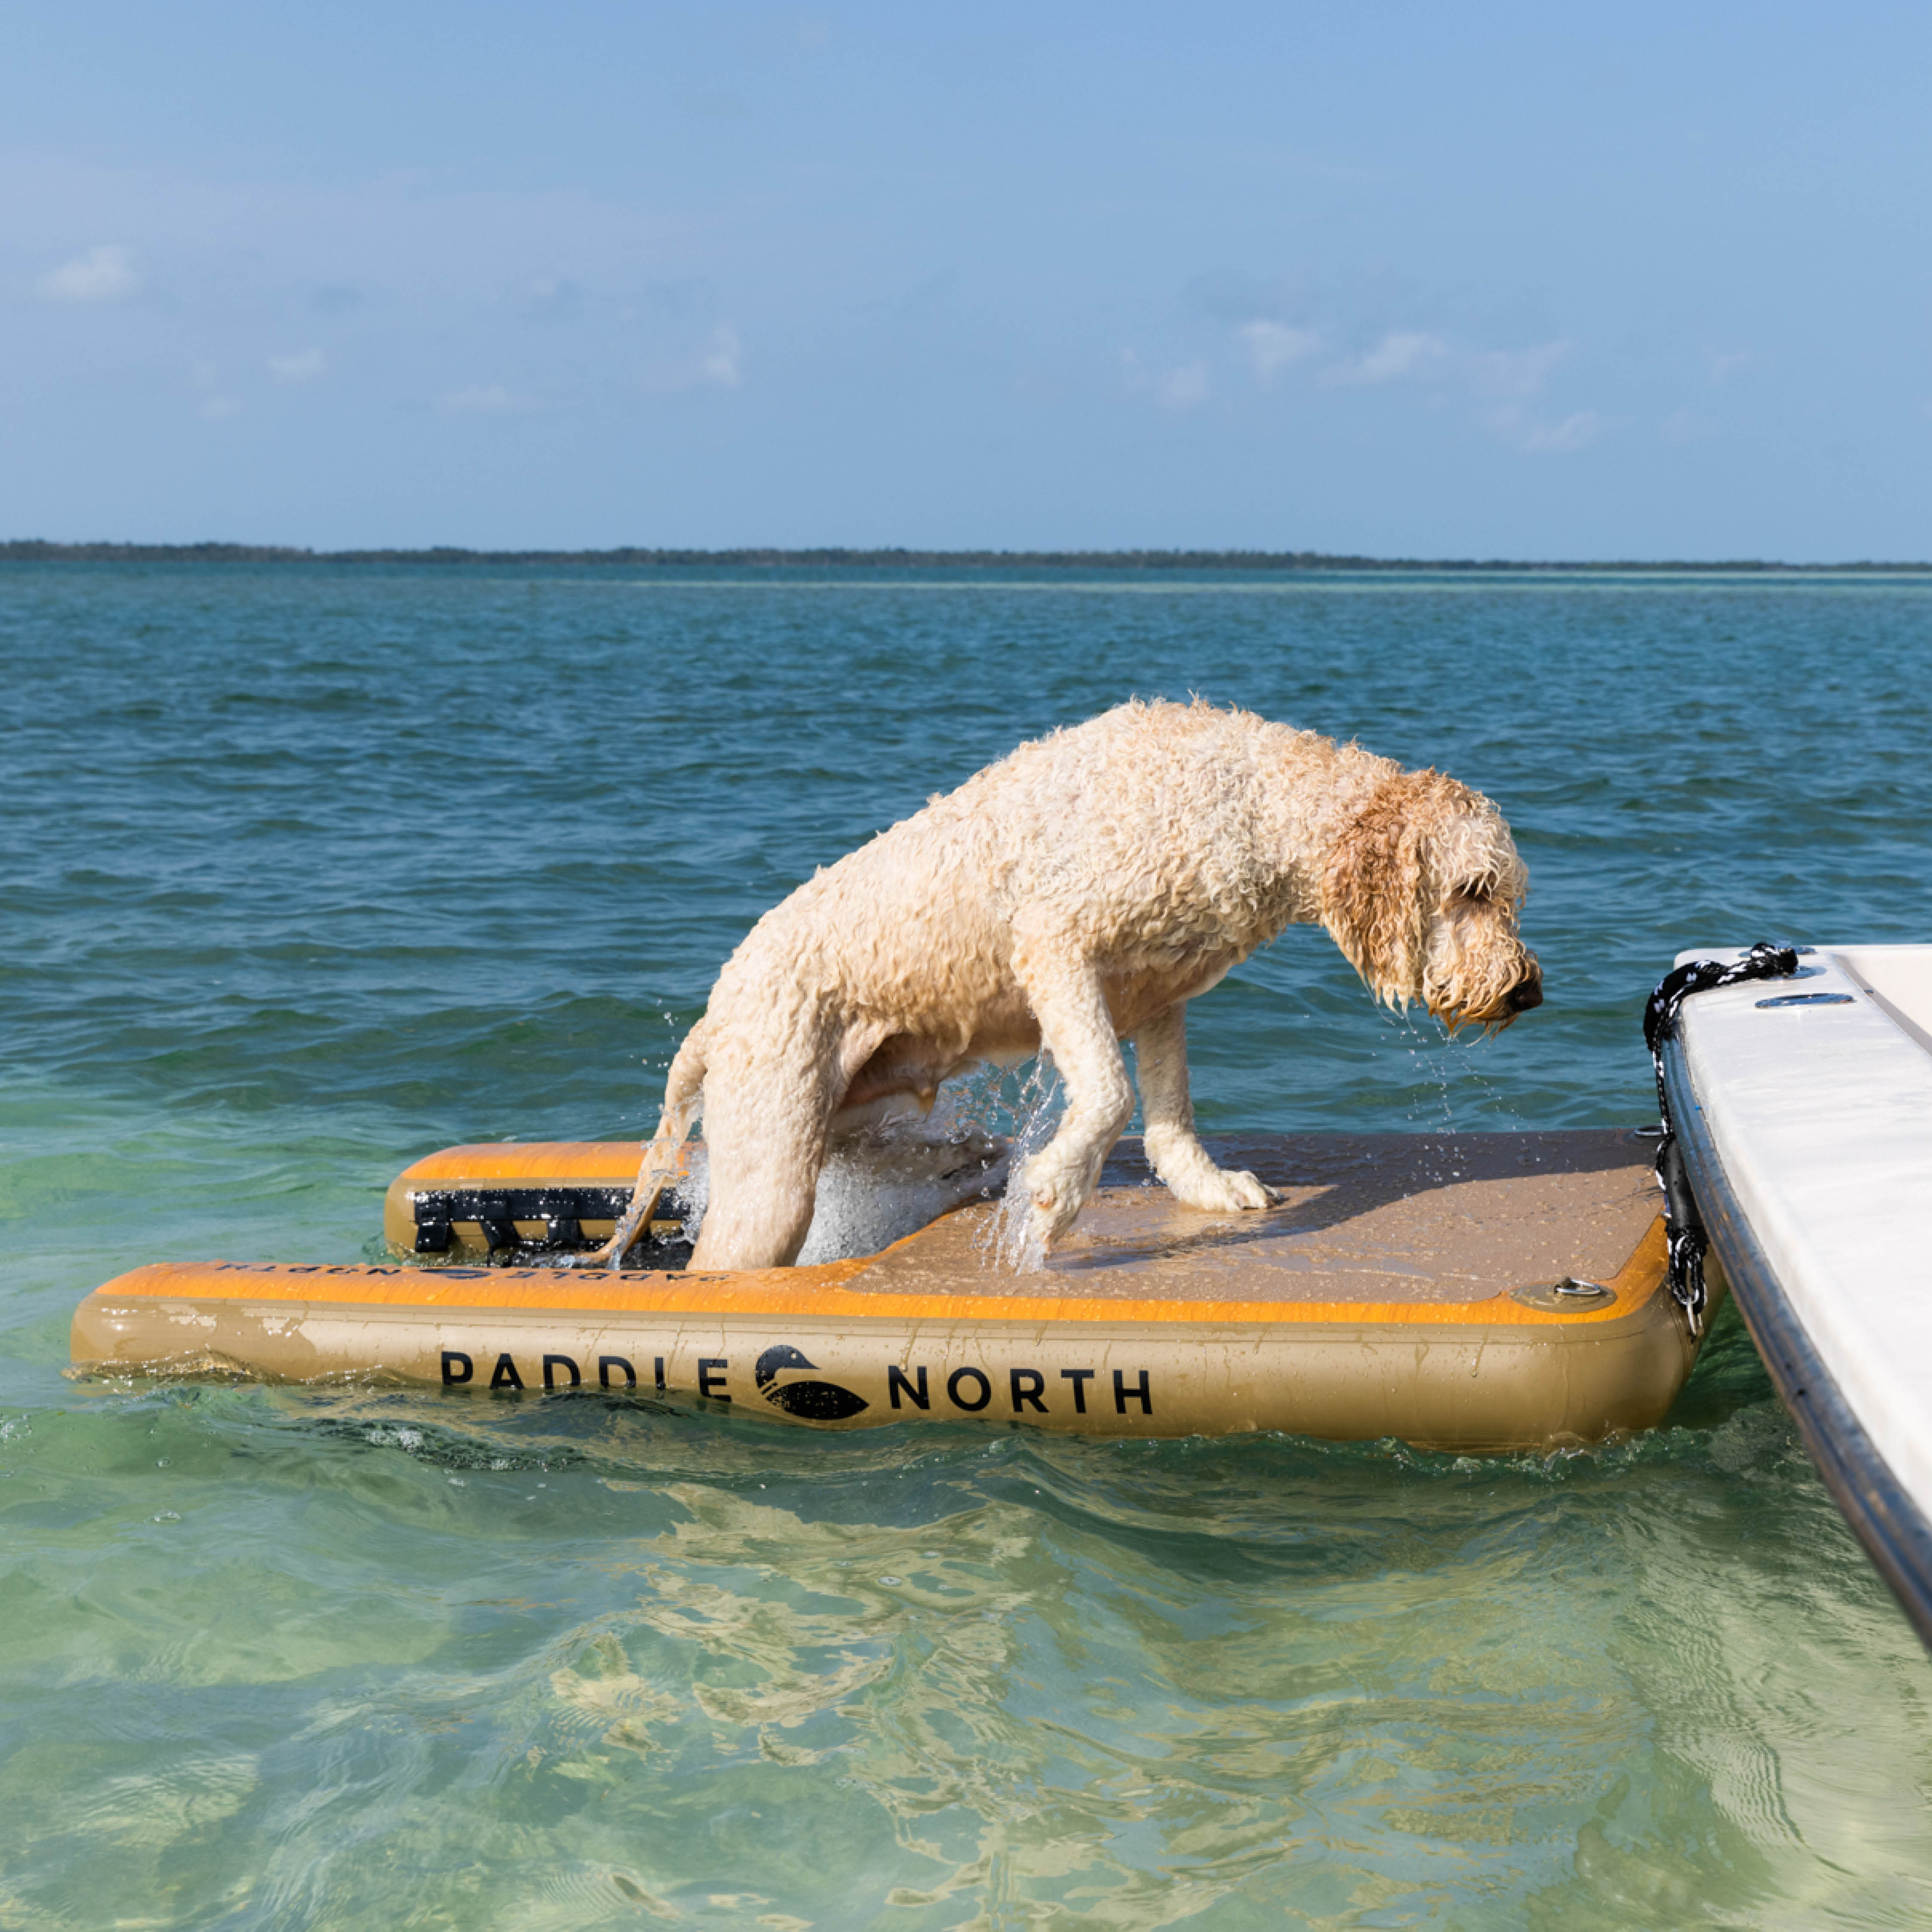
top-left (753, 1345), bottom-right (869, 1421)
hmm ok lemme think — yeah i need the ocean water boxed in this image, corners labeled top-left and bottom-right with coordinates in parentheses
top-left (3, 561), bottom-right (1931, 1929)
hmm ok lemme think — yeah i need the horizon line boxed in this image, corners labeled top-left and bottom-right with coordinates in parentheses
top-left (3, 540), bottom-right (1930, 572)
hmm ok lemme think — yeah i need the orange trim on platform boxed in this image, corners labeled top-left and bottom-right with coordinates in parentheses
top-left (90, 1217), bottom-right (1666, 1329)
top-left (396, 1142), bottom-right (659, 1183)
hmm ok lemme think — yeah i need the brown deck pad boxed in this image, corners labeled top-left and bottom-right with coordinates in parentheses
top-left (851, 1129), bottom-right (1661, 1304)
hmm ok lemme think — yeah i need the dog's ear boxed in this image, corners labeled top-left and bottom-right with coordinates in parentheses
top-left (1321, 772), bottom-right (1438, 1004)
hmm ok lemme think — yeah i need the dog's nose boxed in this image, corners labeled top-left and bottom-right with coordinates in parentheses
top-left (1506, 976), bottom-right (1543, 1013)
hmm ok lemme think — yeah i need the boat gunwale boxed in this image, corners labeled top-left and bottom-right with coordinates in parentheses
top-left (1663, 1032), bottom-right (1932, 1648)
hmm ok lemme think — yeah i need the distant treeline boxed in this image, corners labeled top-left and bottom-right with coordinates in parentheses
top-left (2, 540), bottom-right (1926, 571)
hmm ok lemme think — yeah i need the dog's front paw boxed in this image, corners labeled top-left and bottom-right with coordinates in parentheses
top-left (1227, 1169), bottom-right (1283, 1210)
top-left (1027, 1182), bottom-right (1082, 1250)
top-left (1171, 1166), bottom-right (1279, 1213)
top-left (1022, 1150), bottom-right (1092, 1251)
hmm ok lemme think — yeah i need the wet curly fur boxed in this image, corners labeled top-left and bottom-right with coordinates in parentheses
top-left (594, 699), bottom-right (1541, 1271)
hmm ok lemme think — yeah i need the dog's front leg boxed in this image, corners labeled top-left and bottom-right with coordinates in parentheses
top-left (1132, 1002), bottom-right (1281, 1212)
top-left (1010, 932), bottom-right (1136, 1250)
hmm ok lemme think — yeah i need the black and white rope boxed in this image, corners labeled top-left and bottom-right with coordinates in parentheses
top-left (1641, 941), bottom-right (1799, 1333)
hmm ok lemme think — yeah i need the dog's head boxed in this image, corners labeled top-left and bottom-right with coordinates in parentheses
top-left (1320, 769), bottom-right (1541, 1030)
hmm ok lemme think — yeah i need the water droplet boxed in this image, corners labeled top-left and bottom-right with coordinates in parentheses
top-left (877, 1575), bottom-right (903, 1587)
top-left (155, 1458), bottom-right (170, 1467)
top-left (151, 1511), bottom-right (181, 1523)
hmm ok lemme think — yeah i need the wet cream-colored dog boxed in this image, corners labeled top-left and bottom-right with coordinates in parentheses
top-left (595, 698), bottom-right (1540, 1271)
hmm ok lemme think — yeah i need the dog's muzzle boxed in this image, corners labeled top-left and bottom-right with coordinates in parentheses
top-left (1505, 975), bottom-right (1543, 1014)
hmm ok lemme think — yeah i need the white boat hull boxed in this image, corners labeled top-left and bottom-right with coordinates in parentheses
top-left (1664, 944), bottom-right (1932, 1638)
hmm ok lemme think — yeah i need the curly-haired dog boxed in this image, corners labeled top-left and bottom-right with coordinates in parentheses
top-left (593, 698), bottom-right (1541, 1271)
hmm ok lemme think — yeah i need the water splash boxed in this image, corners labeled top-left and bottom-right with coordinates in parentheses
top-left (794, 1123), bottom-right (1009, 1265)
top-left (1391, 1005), bottom-right (1530, 1182)
top-left (1392, 1006), bottom-right (1469, 1182)
top-left (665, 1121), bottom-right (1010, 1267)
top-left (975, 1054), bottom-right (1064, 1273)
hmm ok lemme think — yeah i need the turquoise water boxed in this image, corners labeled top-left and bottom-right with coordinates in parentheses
top-left (4, 562), bottom-right (1931, 1928)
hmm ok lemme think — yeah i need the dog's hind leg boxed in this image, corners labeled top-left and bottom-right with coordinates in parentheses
top-left (687, 1022), bottom-right (845, 1270)
top-left (1009, 930), bottom-right (1137, 1251)
top-left (584, 1022), bottom-right (710, 1268)
top-left (1132, 1001), bottom-right (1279, 1212)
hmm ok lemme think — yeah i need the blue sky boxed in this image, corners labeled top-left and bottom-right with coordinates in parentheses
top-left (3, 2), bottom-right (1928, 557)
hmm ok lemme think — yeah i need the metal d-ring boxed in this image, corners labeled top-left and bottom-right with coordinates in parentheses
top-left (1512, 1276), bottom-right (1614, 1311)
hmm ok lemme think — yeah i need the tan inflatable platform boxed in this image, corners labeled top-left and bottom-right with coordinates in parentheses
top-left (71, 1129), bottom-right (1714, 1449)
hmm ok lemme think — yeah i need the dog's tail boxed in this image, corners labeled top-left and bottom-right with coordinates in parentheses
top-left (583, 1022), bottom-right (709, 1268)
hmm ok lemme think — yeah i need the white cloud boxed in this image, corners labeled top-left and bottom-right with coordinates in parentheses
top-left (1237, 320), bottom-right (1319, 382)
top-left (267, 349), bottom-right (327, 382)
top-left (699, 322), bottom-right (741, 388)
top-left (518, 275), bottom-right (585, 322)
top-left (1155, 361), bottom-right (1209, 410)
top-left (1708, 349), bottom-right (1751, 383)
top-left (1467, 341), bottom-right (1599, 452)
top-left (644, 323), bottom-right (744, 393)
top-left (1470, 340), bottom-right (1568, 404)
top-left (1121, 351), bottom-right (1210, 410)
top-left (1483, 400), bottom-right (1602, 453)
top-left (1516, 410), bottom-right (1601, 453)
top-left (37, 243), bottom-right (139, 304)
top-left (440, 383), bottom-right (538, 415)
top-left (1321, 330), bottom-right (1447, 387)
top-left (190, 362), bottom-right (236, 416)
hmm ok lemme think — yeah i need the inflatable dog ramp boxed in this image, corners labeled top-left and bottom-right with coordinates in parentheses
top-left (72, 1130), bottom-right (1711, 1450)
